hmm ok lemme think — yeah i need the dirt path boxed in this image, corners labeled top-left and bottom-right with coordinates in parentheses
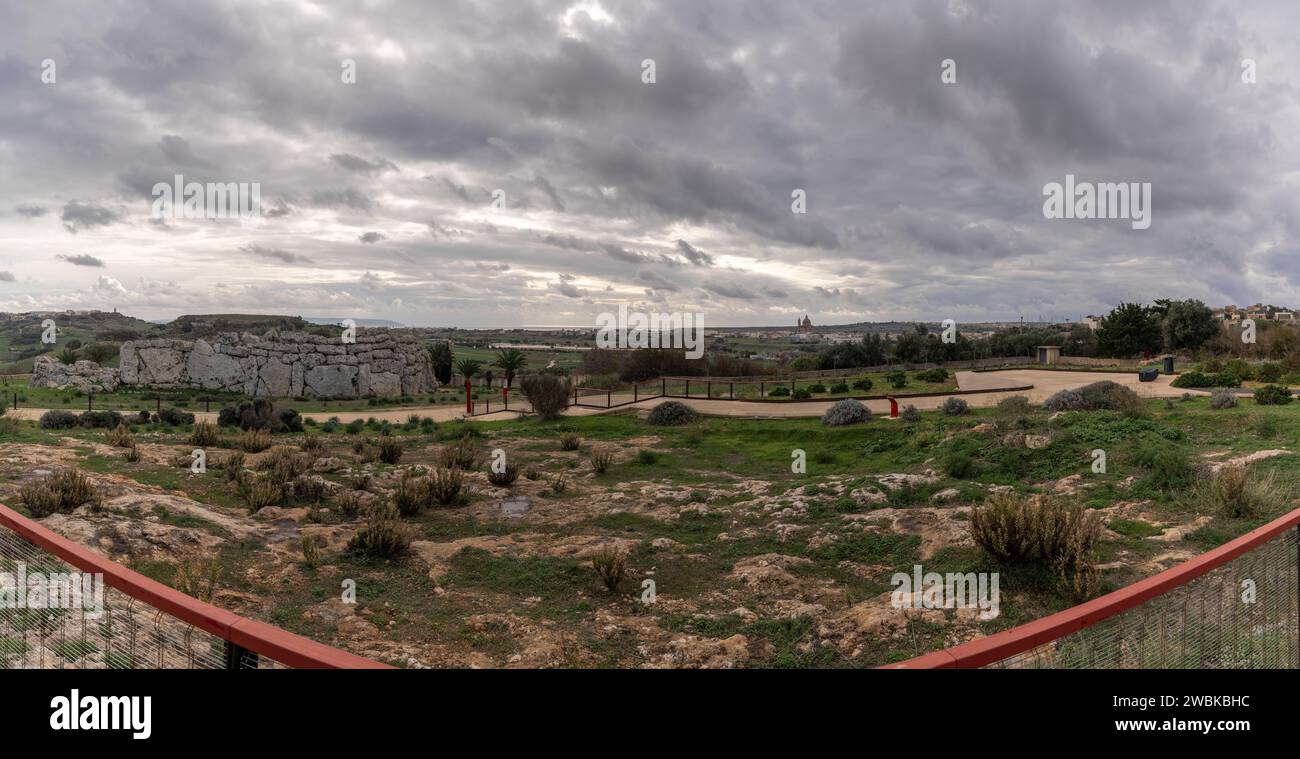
top-left (6, 369), bottom-right (1200, 424)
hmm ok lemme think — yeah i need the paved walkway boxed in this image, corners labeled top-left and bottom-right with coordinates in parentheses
top-left (5, 369), bottom-right (1199, 425)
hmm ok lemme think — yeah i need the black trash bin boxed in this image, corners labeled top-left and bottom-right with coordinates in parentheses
top-left (1138, 368), bottom-right (1158, 382)
top-left (1162, 356), bottom-right (1175, 374)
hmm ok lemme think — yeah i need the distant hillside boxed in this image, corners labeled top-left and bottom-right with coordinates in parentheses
top-left (304, 316), bottom-right (405, 328)
top-left (0, 309), bottom-right (158, 374)
top-left (160, 313), bottom-right (327, 338)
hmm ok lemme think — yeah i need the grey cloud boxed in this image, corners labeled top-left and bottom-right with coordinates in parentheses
top-left (331, 153), bottom-right (399, 175)
top-left (311, 188), bottom-right (374, 211)
top-left (0, 271), bottom-right (15, 282)
top-left (57, 254), bottom-right (106, 267)
top-left (242, 245), bottom-right (311, 264)
top-left (15, 204), bottom-right (47, 218)
top-left (359, 231), bottom-right (386, 244)
top-left (675, 240), bottom-right (714, 266)
top-left (60, 201), bottom-right (124, 233)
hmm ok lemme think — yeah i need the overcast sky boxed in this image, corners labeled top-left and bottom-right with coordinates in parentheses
top-left (1, 0), bottom-right (1298, 327)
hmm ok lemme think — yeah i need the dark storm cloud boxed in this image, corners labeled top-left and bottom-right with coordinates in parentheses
top-left (675, 240), bottom-right (714, 267)
top-left (1, 0), bottom-right (1296, 325)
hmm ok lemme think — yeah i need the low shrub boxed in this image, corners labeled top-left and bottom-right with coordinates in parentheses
top-left (217, 400), bottom-right (302, 432)
top-left (190, 421), bottom-right (223, 447)
top-left (590, 447), bottom-right (615, 473)
top-left (1135, 445), bottom-right (1194, 492)
top-left (1209, 388), bottom-right (1237, 409)
top-left (647, 401), bottom-right (697, 426)
top-left (887, 372), bottom-right (907, 389)
top-left (970, 493), bottom-right (1102, 595)
top-left (519, 373), bottom-right (572, 420)
top-left (900, 404), bottom-right (921, 422)
top-left (1256, 362), bottom-right (1284, 383)
top-left (78, 410), bottom-right (124, 429)
top-left (293, 475), bottom-right (330, 504)
top-left (222, 450), bottom-right (246, 480)
top-left (1172, 371), bottom-right (1242, 389)
top-left (591, 545), bottom-right (628, 592)
top-left (124, 444), bottom-right (141, 463)
top-left (236, 428), bottom-right (272, 453)
top-left (1043, 389), bottom-right (1087, 412)
top-left (437, 434), bottom-right (481, 469)
top-left (768, 386), bottom-right (791, 397)
top-left (237, 474), bottom-right (286, 512)
top-left (1078, 380), bottom-right (1140, 411)
top-left (829, 382), bottom-right (850, 394)
top-left (347, 501), bottom-right (412, 557)
top-left (560, 432), bottom-right (582, 451)
top-left (105, 424), bottom-right (135, 448)
top-left (488, 460), bottom-right (520, 486)
top-left (1187, 464), bottom-right (1285, 519)
top-left (821, 398), bottom-right (871, 426)
top-left (20, 470), bottom-right (101, 517)
top-left (377, 437), bottom-right (404, 464)
top-left (792, 388), bottom-right (812, 400)
top-left (915, 367), bottom-right (949, 383)
top-left (1253, 384), bottom-right (1293, 405)
top-left (34, 409), bottom-right (75, 429)
top-left (940, 397), bottom-right (969, 416)
top-left (996, 395), bottom-right (1032, 416)
top-left (851, 378), bottom-right (874, 392)
top-left (428, 467), bottom-right (466, 506)
top-left (157, 407), bottom-right (195, 427)
top-left (392, 474), bottom-right (431, 516)
top-left (807, 382), bottom-right (827, 393)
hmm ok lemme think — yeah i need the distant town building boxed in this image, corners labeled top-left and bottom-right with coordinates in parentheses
top-left (1080, 315), bottom-right (1101, 330)
top-left (797, 315), bottom-right (813, 334)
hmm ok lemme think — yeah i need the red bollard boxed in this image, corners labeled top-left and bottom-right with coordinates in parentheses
top-left (465, 380), bottom-right (473, 414)
top-left (888, 397), bottom-right (898, 418)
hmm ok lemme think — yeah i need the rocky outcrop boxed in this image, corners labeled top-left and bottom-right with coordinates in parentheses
top-left (29, 354), bottom-right (121, 392)
top-left (118, 330), bottom-right (435, 398)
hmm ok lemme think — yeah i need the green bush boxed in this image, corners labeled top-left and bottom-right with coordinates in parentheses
top-left (1253, 384), bottom-right (1293, 405)
top-left (1135, 445), bottom-right (1194, 491)
top-left (768, 386), bottom-right (791, 397)
top-left (647, 400), bottom-right (698, 426)
top-left (821, 398), bottom-right (871, 426)
top-left (38, 410), bottom-right (80, 429)
top-left (1209, 389), bottom-right (1237, 409)
top-left (792, 387), bottom-right (812, 400)
top-left (78, 410), bottom-right (124, 429)
top-left (915, 368), bottom-right (949, 382)
top-left (887, 372), bottom-right (907, 389)
top-left (520, 373), bottom-right (572, 420)
top-left (900, 404), bottom-right (921, 422)
top-left (940, 397), bottom-right (969, 416)
top-left (851, 378), bottom-right (873, 392)
top-left (829, 382), bottom-right (850, 394)
top-left (1256, 362), bottom-right (1284, 383)
top-left (157, 407), bottom-right (196, 426)
top-left (807, 382), bottom-right (827, 393)
top-left (969, 493), bottom-right (1102, 595)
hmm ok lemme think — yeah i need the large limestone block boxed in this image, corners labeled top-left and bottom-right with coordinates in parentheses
top-left (305, 364), bottom-right (358, 397)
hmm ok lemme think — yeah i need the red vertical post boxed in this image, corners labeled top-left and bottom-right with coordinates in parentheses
top-left (888, 397), bottom-right (898, 418)
top-left (465, 380), bottom-right (472, 414)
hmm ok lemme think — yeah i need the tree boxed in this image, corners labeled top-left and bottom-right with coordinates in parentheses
top-left (1096, 302), bottom-right (1163, 357)
top-left (453, 358), bottom-right (483, 386)
top-left (520, 373), bottom-right (571, 420)
top-left (1161, 299), bottom-right (1219, 352)
top-left (493, 348), bottom-right (528, 390)
top-left (427, 342), bottom-right (453, 385)
top-left (82, 343), bottom-right (116, 365)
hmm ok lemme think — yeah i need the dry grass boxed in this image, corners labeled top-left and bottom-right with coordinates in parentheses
top-left (347, 500), bottom-right (412, 558)
top-left (20, 469), bottom-right (102, 517)
top-left (591, 545), bottom-right (628, 592)
top-left (236, 428), bottom-right (272, 453)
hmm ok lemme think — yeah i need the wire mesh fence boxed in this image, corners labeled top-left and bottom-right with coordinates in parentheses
top-left (0, 524), bottom-right (287, 669)
top-left (990, 527), bottom-right (1299, 669)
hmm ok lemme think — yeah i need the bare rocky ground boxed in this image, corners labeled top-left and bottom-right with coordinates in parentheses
top-left (0, 407), bottom-right (1285, 669)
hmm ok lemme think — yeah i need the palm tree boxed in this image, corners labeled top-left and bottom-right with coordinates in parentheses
top-left (493, 348), bottom-right (528, 390)
top-left (453, 358), bottom-right (483, 387)
top-left (56, 346), bottom-right (79, 365)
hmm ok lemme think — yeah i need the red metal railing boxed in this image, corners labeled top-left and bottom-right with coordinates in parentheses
top-left (884, 507), bottom-right (1300, 669)
top-left (0, 502), bottom-right (390, 669)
